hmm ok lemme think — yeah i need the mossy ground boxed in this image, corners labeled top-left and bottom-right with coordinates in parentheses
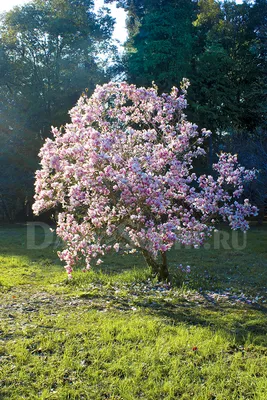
top-left (0, 223), bottom-right (266, 399)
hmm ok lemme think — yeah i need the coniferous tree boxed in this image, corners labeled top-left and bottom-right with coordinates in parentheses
top-left (117, 0), bottom-right (197, 91)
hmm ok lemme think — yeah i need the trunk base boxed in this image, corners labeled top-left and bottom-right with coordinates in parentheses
top-left (142, 249), bottom-right (169, 282)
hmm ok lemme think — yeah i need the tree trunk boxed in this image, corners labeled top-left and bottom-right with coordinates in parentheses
top-left (142, 249), bottom-right (169, 282)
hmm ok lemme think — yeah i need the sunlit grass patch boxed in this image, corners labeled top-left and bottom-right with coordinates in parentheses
top-left (0, 224), bottom-right (266, 399)
top-left (1, 309), bottom-right (267, 400)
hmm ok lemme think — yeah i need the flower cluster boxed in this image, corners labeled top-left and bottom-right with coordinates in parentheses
top-left (177, 264), bottom-right (191, 274)
top-left (33, 81), bottom-right (257, 278)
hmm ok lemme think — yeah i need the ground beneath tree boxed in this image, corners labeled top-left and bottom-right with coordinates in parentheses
top-left (1, 281), bottom-right (266, 343)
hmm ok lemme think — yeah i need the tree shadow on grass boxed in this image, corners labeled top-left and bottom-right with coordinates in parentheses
top-left (151, 301), bottom-right (267, 346)
top-left (69, 281), bottom-right (267, 348)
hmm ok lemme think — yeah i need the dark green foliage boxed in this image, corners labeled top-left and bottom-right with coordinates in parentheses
top-left (123, 0), bottom-right (197, 91)
top-left (117, 0), bottom-right (266, 135)
top-left (248, 0), bottom-right (267, 130)
top-left (190, 0), bottom-right (266, 133)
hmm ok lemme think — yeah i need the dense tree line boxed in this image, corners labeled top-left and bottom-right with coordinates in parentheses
top-left (0, 0), bottom-right (266, 221)
top-left (108, 0), bottom-right (266, 133)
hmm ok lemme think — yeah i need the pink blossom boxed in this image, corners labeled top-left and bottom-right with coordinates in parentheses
top-left (33, 81), bottom-right (257, 278)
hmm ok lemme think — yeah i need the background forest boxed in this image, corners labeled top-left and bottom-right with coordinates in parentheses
top-left (0, 0), bottom-right (266, 222)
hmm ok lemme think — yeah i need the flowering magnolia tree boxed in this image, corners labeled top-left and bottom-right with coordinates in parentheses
top-left (33, 81), bottom-right (257, 281)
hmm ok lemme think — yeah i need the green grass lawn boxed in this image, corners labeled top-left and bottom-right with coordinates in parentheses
top-left (0, 223), bottom-right (267, 399)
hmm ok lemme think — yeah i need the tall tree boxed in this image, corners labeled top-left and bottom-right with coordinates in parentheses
top-left (112, 0), bottom-right (197, 92)
top-left (248, 0), bottom-right (267, 130)
top-left (190, 0), bottom-right (266, 133)
top-left (190, 0), bottom-right (267, 190)
top-left (0, 0), bottom-right (115, 134)
top-left (0, 0), bottom-right (116, 219)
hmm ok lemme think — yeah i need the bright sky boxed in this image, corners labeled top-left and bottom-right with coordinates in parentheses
top-left (0, 0), bottom-right (128, 44)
